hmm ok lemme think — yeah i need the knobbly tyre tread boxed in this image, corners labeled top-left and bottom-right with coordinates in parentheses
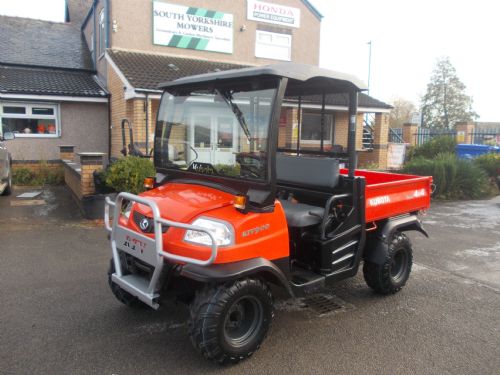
top-left (363, 232), bottom-right (413, 295)
top-left (107, 259), bottom-right (148, 308)
top-left (188, 278), bottom-right (273, 365)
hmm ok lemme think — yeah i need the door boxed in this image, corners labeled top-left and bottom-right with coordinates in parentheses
top-left (191, 115), bottom-right (213, 164)
top-left (190, 114), bottom-right (237, 165)
top-left (214, 116), bottom-right (237, 165)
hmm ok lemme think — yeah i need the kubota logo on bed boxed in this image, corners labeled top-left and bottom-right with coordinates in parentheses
top-left (368, 195), bottom-right (391, 207)
top-left (413, 189), bottom-right (427, 198)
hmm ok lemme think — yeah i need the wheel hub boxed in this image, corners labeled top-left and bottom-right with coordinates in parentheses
top-left (223, 296), bottom-right (264, 348)
top-left (390, 249), bottom-right (408, 283)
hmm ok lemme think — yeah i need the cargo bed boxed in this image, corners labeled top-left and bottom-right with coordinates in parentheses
top-left (340, 169), bottom-right (433, 222)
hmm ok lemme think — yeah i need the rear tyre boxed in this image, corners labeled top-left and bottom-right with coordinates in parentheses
top-left (188, 278), bottom-right (273, 365)
top-left (107, 259), bottom-right (147, 308)
top-left (363, 232), bottom-right (413, 295)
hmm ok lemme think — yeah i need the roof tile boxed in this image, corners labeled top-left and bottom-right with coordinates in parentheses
top-left (0, 15), bottom-right (93, 71)
top-left (108, 50), bottom-right (391, 109)
top-left (0, 65), bottom-right (107, 97)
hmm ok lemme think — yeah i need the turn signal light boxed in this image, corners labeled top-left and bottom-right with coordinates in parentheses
top-left (143, 177), bottom-right (155, 190)
top-left (234, 195), bottom-right (246, 210)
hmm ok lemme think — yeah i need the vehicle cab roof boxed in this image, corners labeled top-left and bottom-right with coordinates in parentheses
top-left (158, 63), bottom-right (368, 95)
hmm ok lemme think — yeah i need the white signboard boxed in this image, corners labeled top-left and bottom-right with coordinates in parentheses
top-left (153, 2), bottom-right (233, 54)
top-left (247, 0), bottom-right (300, 28)
top-left (387, 143), bottom-right (407, 169)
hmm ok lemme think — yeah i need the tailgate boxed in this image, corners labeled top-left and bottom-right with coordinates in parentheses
top-left (365, 176), bottom-right (432, 222)
top-left (340, 169), bottom-right (432, 222)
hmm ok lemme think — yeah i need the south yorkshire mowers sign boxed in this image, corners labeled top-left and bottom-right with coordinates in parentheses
top-left (153, 2), bottom-right (233, 54)
top-left (247, 0), bottom-right (300, 28)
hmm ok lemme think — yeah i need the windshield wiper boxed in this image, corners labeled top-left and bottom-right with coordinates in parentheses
top-left (216, 90), bottom-right (252, 141)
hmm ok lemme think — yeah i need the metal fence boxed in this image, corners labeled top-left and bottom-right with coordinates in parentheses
top-left (470, 130), bottom-right (500, 146)
top-left (414, 129), bottom-right (456, 146)
top-left (387, 127), bottom-right (500, 146)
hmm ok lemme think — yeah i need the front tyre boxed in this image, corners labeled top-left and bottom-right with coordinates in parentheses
top-left (107, 259), bottom-right (148, 308)
top-left (363, 232), bottom-right (413, 295)
top-left (188, 278), bottom-right (273, 364)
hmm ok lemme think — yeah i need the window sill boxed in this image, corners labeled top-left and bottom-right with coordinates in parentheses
top-left (12, 134), bottom-right (59, 139)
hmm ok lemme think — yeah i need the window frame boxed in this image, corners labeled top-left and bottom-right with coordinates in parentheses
top-left (299, 111), bottom-right (334, 145)
top-left (255, 30), bottom-right (292, 61)
top-left (0, 102), bottom-right (60, 138)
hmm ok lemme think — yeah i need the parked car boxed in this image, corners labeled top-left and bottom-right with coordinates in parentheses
top-left (0, 132), bottom-right (14, 196)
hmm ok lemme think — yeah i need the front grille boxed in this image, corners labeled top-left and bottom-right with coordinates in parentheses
top-left (133, 211), bottom-right (168, 233)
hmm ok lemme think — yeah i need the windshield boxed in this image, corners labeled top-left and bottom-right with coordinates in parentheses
top-left (154, 79), bottom-right (279, 181)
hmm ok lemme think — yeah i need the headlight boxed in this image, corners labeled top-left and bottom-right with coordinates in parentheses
top-left (122, 201), bottom-right (133, 219)
top-left (184, 218), bottom-right (234, 247)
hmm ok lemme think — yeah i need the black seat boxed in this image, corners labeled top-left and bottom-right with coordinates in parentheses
top-left (276, 154), bottom-right (339, 191)
top-left (276, 154), bottom-right (339, 228)
top-left (279, 199), bottom-right (325, 227)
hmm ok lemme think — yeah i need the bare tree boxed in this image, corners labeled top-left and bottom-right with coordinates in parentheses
top-left (389, 98), bottom-right (416, 128)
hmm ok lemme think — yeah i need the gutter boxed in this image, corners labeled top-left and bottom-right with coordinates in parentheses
top-left (301, 0), bottom-right (323, 20)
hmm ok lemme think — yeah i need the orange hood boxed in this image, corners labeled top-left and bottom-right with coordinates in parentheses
top-left (134, 183), bottom-right (235, 223)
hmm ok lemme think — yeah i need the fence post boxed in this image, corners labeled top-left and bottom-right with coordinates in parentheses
top-left (403, 123), bottom-right (418, 146)
top-left (455, 122), bottom-right (476, 144)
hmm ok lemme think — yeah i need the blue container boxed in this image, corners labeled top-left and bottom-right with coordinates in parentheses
top-left (456, 144), bottom-right (500, 159)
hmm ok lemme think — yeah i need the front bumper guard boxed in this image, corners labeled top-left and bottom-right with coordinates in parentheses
top-left (104, 192), bottom-right (218, 309)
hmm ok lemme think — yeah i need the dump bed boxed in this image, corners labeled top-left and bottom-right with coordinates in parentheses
top-left (340, 169), bottom-right (432, 222)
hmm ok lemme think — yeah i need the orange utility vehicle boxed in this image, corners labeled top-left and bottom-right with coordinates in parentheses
top-left (105, 64), bottom-right (432, 364)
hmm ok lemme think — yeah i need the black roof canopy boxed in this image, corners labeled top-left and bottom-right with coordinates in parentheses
top-left (159, 63), bottom-right (368, 94)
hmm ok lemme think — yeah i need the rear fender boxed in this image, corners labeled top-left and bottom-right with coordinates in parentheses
top-left (180, 257), bottom-right (293, 297)
top-left (364, 215), bottom-right (428, 265)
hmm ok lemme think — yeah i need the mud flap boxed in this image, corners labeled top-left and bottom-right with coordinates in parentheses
top-left (181, 257), bottom-right (294, 297)
top-left (364, 215), bottom-right (428, 265)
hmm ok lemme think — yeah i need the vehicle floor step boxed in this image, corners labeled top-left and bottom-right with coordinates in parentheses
top-left (290, 267), bottom-right (325, 287)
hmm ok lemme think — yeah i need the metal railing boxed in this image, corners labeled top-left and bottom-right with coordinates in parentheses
top-left (389, 128), bottom-right (404, 143)
top-left (105, 192), bottom-right (218, 267)
top-left (362, 121), bottom-right (374, 150)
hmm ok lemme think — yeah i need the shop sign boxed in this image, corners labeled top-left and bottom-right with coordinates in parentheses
top-left (247, 0), bottom-right (300, 28)
top-left (153, 2), bottom-right (233, 54)
top-left (387, 143), bottom-right (407, 169)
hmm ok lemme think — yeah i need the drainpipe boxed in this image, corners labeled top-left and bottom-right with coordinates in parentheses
top-left (105, 0), bottom-right (110, 49)
top-left (92, 1), bottom-right (97, 69)
top-left (145, 93), bottom-right (149, 154)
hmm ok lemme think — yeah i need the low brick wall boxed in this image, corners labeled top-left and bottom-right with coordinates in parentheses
top-left (59, 146), bottom-right (108, 219)
top-left (12, 160), bottom-right (63, 172)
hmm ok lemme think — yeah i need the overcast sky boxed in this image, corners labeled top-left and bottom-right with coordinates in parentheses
top-left (0, 0), bottom-right (498, 121)
top-left (310, 0), bottom-right (499, 121)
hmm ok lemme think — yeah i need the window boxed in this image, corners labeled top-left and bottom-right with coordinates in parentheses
top-left (300, 112), bottom-right (334, 144)
top-left (99, 9), bottom-right (105, 58)
top-left (0, 103), bottom-right (59, 138)
top-left (255, 30), bottom-right (291, 61)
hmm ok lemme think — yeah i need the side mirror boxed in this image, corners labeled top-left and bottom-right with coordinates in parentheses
top-left (1, 132), bottom-right (15, 141)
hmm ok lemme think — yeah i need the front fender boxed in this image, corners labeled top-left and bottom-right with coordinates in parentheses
top-left (364, 215), bottom-right (428, 265)
top-left (180, 257), bottom-right (293, 297)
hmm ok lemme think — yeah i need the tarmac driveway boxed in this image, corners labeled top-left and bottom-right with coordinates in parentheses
top-left (1, 187), bottom-right (499, 374)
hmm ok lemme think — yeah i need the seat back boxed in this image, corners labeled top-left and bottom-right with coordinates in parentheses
top-left (276, 154), bottom-right (339, 191)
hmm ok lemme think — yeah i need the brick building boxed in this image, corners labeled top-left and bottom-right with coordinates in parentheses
top-left (1, 0), bottom-right (391, 168)
top-left (81, 0), bottom-right (391, 166)
top-left (0, 2), bottom-right (108, 163)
